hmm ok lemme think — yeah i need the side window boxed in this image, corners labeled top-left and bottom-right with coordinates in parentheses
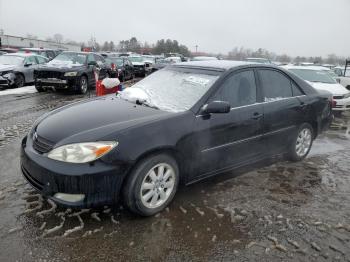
top-left (94, 55), bottom-right (105, 66)
top-left (25, 56), bottom-right (38, 65)
top-left (36, 56), bottom-right (48, 64)
top-left (47, 51), bottom-right (55, 59)
top-left (291, 82), bottom-right (304, 96)
top-left (87, 54), bottom-right (95, 63)
top-left (213, 70), bottom-right (257, 107)
top-left (258, 70), bottom-right (292, 102)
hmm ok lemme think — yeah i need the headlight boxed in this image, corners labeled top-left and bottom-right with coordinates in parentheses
top-left (64, 71), bottom-right (78, 76)
top-left (47, 141), bottom-right (118, 163)
top-left (344, 92), bottom-right (350, 98)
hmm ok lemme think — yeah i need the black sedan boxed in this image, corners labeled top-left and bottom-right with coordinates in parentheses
top-left (105, 57), bottom-right (134, 81)
top-left (34, 51), bottom-right (109, 94)
top-left (21, 61), bottom-right (333, 216)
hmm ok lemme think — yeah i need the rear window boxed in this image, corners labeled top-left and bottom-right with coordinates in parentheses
top-left (289, 69), bottom-right (336, 84)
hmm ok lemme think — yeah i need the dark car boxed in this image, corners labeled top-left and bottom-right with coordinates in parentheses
top-left (129, 56), bottom-right (152, 77)
top-left (34, 51), bottom-right (109, 94)
top-left (19, 48), bottom-right (58, 61)
top-left (105, 57), bottom-right (134, 81)
top-left (21, 61), bottom-right (333, 216)
top-left (0, 53), bottom-right (48, 88)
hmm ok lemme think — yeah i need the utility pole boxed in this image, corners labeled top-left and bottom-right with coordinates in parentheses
top-left (195, 45), bottom-right (198, 54)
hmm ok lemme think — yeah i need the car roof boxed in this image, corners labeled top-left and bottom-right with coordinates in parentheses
top-left (283, 65), bottom-right (331, 71)
top-left (174, 60), bottom-right (257, 71)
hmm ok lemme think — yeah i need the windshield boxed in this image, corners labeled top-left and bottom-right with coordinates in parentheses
top-left (289, 69), bottom-right (337, 84)
top-left (106, 58), bottom-right (123, 66)
top-left (50, 52), bottom-right (87, 65)
top-left (118, 68), bottom-right (220, 112)
top-left (129, 57), bottom-right (143, 63)
top-left (0, 55), bottom-right (24, 65)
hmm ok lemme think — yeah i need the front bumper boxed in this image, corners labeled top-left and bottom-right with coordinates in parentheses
top-left (333, 97), bottom-right (350, 111)
top-left (0, 73), bottom-right (15, 87)
top-left (20, 136), bottom-right (130, 208)
top-left (35, 77), bottom-right (77, 90)
top-left (133, 66), bottom-right (145, 75)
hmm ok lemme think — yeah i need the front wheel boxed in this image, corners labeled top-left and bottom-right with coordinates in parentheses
top-left (287, 123), bottom-right (313, 161)
top-left (14, 74), bottom-right (25, 88)
top-left (76, 75), bottom-right (88, 94)
top-left (123, 154), bottom-right (179, 216)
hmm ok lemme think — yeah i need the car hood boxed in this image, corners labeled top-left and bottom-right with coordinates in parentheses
top-left (35, 96), bottom-right (170, 146)
top-left (0, 64), bottom-right (16, 71)
top-left (307, 81), bottom-right (349, 96)
top-left (39, 61), bottom-right (86, 71)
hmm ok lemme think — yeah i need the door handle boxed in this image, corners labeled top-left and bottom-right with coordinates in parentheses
top-left (252, 112), bottom-right (263, 120)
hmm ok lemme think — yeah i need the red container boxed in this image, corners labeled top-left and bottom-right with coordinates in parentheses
top-left (96, 80), bottom-right (120, 96)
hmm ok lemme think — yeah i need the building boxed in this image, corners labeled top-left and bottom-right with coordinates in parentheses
top-left (0, 34), bottom-right (80, 51)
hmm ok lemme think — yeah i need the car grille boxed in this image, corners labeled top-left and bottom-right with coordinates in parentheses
top-left (333, 95), bottom-right (344, 99)
top-left (133, 65), bottom-right (144, 68)
top-left (36, 70), bottom-right (64, 79)
top-left (33, 134), bottom-right (54, 154)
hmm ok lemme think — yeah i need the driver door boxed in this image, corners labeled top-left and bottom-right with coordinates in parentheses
top-left (191, 69), bottom-right (264, 180)
top-left (23, 56), bottom-right (39, 82)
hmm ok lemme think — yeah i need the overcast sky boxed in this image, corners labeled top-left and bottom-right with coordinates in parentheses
top-left (0, 0), bottom-right (349, 57)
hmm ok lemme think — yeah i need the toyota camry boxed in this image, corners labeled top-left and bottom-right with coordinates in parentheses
top-left (21, 60), bottom-right (333, 216)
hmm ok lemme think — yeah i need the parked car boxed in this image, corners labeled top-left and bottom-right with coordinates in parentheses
top-left (245, 58), bottom-right (272, 64)
top-left (0, 48), bottom-right (18, 53)
top-left (164, 56), bottom-right (182, 63)
top-left (333, 61), bottom-right (350, 90)
top-left (284, 65), bottom-right (350, 112)
top-left (191, 56), bottom-right (218, 61)
top-left (128, 56), bottom-right (151, 77)
top-left (105, 57), bottom-right (134, 81)
top-left (19, 48), bottom-right (58, 61)
top-left (0, 51), bottom-right (6, 56)
top-left (0, 53), bottom-right (48, 88)
top-left (152, 58), bottom-right (172, 72)
top-left (34, 51), bottom-right (109, 94)
top-left (21, 61), bottom-right (333, 216)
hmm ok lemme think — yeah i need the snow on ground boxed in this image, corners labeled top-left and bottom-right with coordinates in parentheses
top-left (0, 86), bottom-right (37, 96)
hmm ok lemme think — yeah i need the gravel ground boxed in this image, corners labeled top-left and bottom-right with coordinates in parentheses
top-left (0, 84), bottom-right (350, 261)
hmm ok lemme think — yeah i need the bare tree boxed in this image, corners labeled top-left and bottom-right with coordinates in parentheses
top-left (53, 33), bottom-right (64, 43)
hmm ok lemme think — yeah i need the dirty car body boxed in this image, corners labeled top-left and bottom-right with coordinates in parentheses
top-left (21, 61), bottom-right (333, 209)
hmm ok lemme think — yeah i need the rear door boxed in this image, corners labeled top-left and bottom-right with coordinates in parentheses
top-left (193, 69), bottom-right (264, 179)
top-left (257, 68), bottom-right (305, 155)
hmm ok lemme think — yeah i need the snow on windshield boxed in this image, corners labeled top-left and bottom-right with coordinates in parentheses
top-left (120, 68), bottom-right (220, 112)
top-left (49, 53), bottom-right (86, 66)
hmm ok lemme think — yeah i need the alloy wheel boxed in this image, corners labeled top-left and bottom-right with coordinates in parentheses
top-left (295, 128), bottom-right (312, 157)
top-left (140, 163), bottom-right (176, 209)
top-left (80, 77), bottom-right (88, 94)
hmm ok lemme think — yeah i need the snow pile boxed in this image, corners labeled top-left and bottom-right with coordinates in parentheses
top-left (0, 86), bottom-right (37, 96)
top-left (118, 87), bottom-right (149, 103)
top-left (102, 78), bottom-right (120, 89)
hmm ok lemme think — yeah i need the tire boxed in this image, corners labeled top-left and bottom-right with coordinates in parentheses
top-left (287, 123), bottom-right (313, 162)
top-left (123, 153), bottom-right (179, 216)
top-left (14, 74), bottom-right (25, 88)
top-left (35, 84), bottom-right (45, 92)
top-left (76, 75), bottom-right (88, 94)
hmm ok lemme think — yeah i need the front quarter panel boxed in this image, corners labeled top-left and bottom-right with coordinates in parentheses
top-left (101, 111), bottom-right (195, 176)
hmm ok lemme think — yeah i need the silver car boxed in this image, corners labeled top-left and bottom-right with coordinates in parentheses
top-left (0, 53), bottom-right (48, 88)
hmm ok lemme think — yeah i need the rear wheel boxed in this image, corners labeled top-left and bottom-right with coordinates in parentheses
top-left (123, 154), bottom-right (179, 216)
top-left (287, 123), bottom-right (313, 161)
top-left (77, 75), bottom-right (88, 94)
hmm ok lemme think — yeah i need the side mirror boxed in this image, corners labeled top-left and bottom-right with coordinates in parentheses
top-left (88, 61), bottom-right (97, 66)
top-left (201, 101), bottom-right (231, 114)
top-left (24, 63), bottom-right (33, 67)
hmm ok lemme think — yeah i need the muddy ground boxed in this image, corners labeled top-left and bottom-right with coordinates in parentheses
top-left (0, 86), bottom-right (350, 261)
